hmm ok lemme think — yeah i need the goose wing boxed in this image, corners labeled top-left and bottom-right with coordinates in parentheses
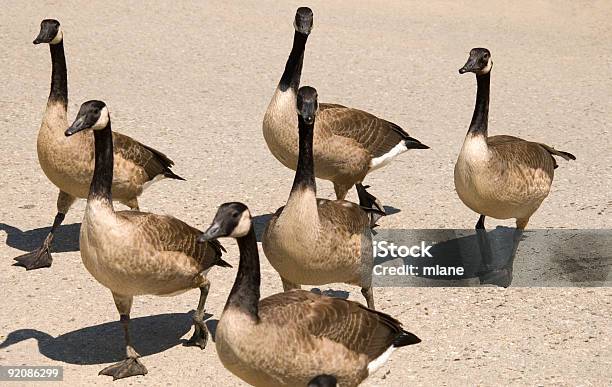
top-left (488, 135), bottom-right (573, 171)
top-left (112, 132), bottom-right (184, 181)
top-left (316, 198), bottom-right (372, 234)
top-left (259, 290), bottom-right (419, 360)
top-left (318, 103), bottom-right (428, 157)
top-left (117, 211), bottom-right (228, 269)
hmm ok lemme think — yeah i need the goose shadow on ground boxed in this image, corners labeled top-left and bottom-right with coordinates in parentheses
top-left (0, 223), bottom-right (81, 254)
top-left (0, 312), bottom-right (213, 365)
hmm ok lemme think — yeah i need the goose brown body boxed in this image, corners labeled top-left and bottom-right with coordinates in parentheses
top-left (263, 189), bottom-right (372, 288)
top-left (80, 200), bottom-right (225, 297)
top-left (216, 290), bottom-right (406, 387)
top-left (39, 101), bottom-right (181, 207)
top-left (454, 134), bottom-right (564, 222)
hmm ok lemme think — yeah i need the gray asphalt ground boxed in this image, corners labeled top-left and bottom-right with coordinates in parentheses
top-left (1, 1), bottom-right (611, 386)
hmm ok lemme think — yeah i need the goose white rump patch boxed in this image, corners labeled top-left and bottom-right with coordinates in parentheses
top-left (369, 141), bottom-right (407, 171)
top-left (367, 345), bottom-right (395, 374)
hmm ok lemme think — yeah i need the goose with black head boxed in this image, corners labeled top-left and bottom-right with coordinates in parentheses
top-left (64, 101), bottom-right (230, 380)
top-left (263, 7), bottom-right (428, 204)
top-left (200, 202), bottom-right (420, 387)
top-left (454, 48), bottom-right (575, 231)
top-left (15, 19), bottom-right (184, 271)
top-left (263, 86), bottom-right (385, 309)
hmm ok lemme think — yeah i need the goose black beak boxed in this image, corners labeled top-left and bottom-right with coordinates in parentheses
top-left (33, 29), bottom-right (54, 45)
top-left (459, 57), bottom-right (479, 74)
top-left (198, 223), bottom-right (223, 243)
top-left (65, 117), bottom-right (88, 136)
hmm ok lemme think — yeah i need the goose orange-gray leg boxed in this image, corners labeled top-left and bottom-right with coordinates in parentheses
top-left (516, 218), bottom-right (529, 230)
top-left (14, 190), bottom-right (76, 270)
top-left (99, 293), bottom-right (147, 380)
top-left (184, 276), bottom-right (210, 349)
top-left (361, 286), bottom-right (375, 309)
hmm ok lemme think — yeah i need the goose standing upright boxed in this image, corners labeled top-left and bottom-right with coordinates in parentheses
top-left (64, 100), bottom-right (230, 380)
top-left (263, 86), bottom-right (383, 309)
top-left (199, 202), bottom-right (420, 387)
top-left (263, 7), bottom-right (428, 202)
top-left (454, 48), bottom-right (575, 231)
top-left (15, 19), bottom-right (183, 270)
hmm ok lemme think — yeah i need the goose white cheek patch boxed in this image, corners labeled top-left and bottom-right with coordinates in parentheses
top-left (92, 107), bottom-right (110, 130)
top-left (230, 211), bottom-right (252, 238)
top-left (50, 27), bottom-right (63, 45)
top-left (481, 57), bottom-right (492, 74)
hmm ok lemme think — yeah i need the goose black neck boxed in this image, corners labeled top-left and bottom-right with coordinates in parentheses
top-left (290, 117), bottom-right (315, 194)
top-left (48, 42), bottom-right (68, 107)
top-left (468, 72), bottom-right (490, 136)
top-left (278, 31), bottom-right (308, 93)
top-left (226, 226), bottom-right (261, 319)
top-left (90, 124), bottom-right (114, 204)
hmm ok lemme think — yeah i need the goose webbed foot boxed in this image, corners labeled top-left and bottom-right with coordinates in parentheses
top-left (13, 235), bottom-right (53, 270)
top-left (99, 348), bottom-right (148, 380)
top-left (183, 319), bottom-right (208, 349)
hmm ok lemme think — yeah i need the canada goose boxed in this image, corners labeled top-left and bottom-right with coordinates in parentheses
top-left (454, 48), bottom-right (575, 231)
top-left (263, 86), bottom-right (383, 309)
top-left (199, 202), bottom-right (421, 387)
top-left (14, 19), bottom-right (183, 271)
top-left (263, 7), bottom-right (428, 202)
top-left (64, 100), bottom-right (230, 380)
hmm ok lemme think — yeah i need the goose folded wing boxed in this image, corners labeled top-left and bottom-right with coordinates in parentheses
top-left (316, 199), bottom-right (372, 234)
top-left (260, 290), bottom-right (404, 361)
top-left (117, 211), bottom-right (226, 267)
top-left (318, 104), bottom-right (418, 158)
top-left (112, 132), bottom-right (182, 181)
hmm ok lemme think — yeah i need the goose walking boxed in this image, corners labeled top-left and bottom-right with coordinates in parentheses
top-left (64, 100), bottom-right (230, 380)
top-left (454, 48), bottom-right (575, 231)
top-left (263, 7), bottom-right (428, 203)
top-left (15, 19), bottom-right (183, 270)
top-left (263, 86), bottom-right (383, 309)
top-left (199, 202), bottom-right (420, 387)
